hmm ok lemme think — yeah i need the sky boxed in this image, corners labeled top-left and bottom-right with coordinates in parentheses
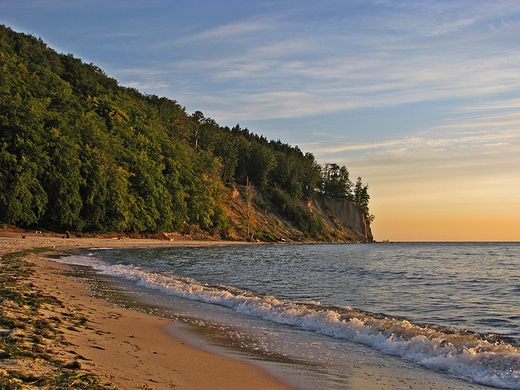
top-left (1, 0), bottom-right (519, 241)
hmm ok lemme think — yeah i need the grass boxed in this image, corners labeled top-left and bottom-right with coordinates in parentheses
top-left (0, 249), bottom-right (115, 389)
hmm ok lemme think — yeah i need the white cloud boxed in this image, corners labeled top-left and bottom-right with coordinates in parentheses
top-left (459, 98), bottom-right (520, 112)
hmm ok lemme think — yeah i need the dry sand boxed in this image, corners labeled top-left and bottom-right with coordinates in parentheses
top-left (1, 234), bottom-right (467, 390)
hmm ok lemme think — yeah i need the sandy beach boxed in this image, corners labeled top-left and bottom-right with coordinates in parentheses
top-left (0, 234), bottom-right (298, 389)
top-left (1, 234), bottom-right (468, 390)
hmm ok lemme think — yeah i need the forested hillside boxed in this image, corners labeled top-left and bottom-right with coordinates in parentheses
top-left (0, 25), bottom-right (373, 242)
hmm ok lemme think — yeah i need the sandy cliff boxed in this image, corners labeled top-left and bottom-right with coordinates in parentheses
top-left (319, 196), bottom-right (374, 242)
top-left (223, 187), bottom-right (374, 243)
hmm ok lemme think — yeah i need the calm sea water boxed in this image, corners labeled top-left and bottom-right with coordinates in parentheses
top-left (52, 242), bottom-right (520, 389)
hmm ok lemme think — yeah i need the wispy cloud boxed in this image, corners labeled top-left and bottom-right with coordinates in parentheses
top-left (160, 2), bottom-right (520, 123)
top-left (307, 128), bottom-right (520, 157)
top-left (175, 16), bottom-right (277, 45)
top-left (459, 98), bottom-right (520, 112)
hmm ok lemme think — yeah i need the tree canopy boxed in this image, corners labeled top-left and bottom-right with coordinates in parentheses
top-left (0, 25), bottom-right (372, 239)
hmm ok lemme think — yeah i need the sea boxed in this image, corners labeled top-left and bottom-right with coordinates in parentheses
top-left (48, 242), bottom-right (520, 389)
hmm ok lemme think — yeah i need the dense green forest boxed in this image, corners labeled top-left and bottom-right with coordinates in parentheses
top-left (0, 25), bottom-right (371, 240)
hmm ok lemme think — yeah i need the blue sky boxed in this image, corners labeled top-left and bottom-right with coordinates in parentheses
top-left (2, 0), bottom-right (520, 240)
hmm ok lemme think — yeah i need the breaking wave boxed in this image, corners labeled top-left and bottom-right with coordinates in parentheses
top-left (52, 253), bottom-right (520, 389)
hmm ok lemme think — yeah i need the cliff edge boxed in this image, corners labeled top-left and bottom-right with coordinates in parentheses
top-left (221, 186), bottom-right (373, 243)
top-left (316, 196), bottom-right (374, 243)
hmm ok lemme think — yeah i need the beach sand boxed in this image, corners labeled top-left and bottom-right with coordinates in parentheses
top-left (0, 234), bottom-right (463, 390)
top-left (1, 234), bottom-right (299, 389)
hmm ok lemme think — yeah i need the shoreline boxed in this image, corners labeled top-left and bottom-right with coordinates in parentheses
top-left (0, 236), bottom-right (477, 389)
top-left (0, 233), bottom-right (257, 254)
top-left (0, 236), bottom-right (297, 389)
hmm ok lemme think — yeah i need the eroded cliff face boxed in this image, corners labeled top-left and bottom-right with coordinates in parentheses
top-left (222, 186), bottom-right (373, 243)
top-left (318, 196), bottom-right (373, 242)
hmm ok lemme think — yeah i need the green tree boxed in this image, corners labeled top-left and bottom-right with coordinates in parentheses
top-left (103, 164), bottom-right (134, 232)
top-left (353, 176), bottom-right (370, 216)
top-left (322, 163), bottom-right (353, 200)
top-left (0, 25), bottom-right (371, 240)
top-left (0, 149), bottom-right (48, 225)
top-left (41, 128), bottom-right (84, 230)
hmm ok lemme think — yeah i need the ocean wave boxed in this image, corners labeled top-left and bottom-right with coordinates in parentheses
top-left (54, 254), bottom-right (520, 389)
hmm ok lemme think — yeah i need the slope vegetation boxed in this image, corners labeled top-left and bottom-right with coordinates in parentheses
top-left (0, 25), bottom-right (373, 242)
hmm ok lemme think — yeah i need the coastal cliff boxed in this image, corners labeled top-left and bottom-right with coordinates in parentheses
top-left (0, 25), bottom-right (374, 243)
top-left (317, 196), bottom-right (374, 242)
top-left (218, 187), bottom-right (373, 243)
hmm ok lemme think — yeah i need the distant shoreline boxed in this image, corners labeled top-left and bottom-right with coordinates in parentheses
top-left (0, 233), bottom-right (256, 254)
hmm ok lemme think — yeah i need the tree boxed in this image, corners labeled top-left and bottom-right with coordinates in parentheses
top-left (248, 142), bottom-right (275, 189)
top-left (0, 149), bottom-right (48, 225)
top-left (41, 128), bottom-right (84, 230)
top-left (353, 177), bottom-right (370, 216)
top-left (322, 163), bottom-right (353, 199)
